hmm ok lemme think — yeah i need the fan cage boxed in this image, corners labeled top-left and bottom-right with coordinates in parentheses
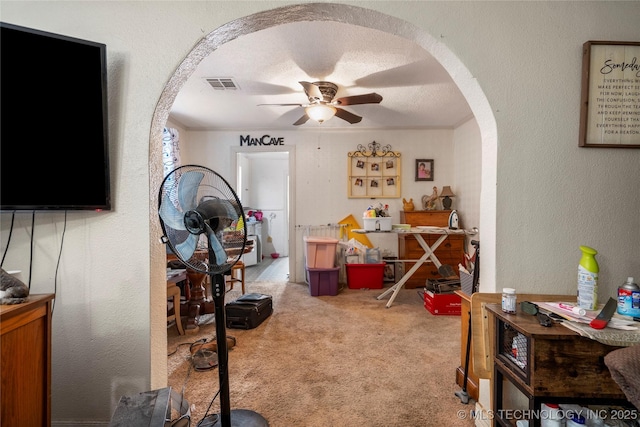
top-left (158, 165), bottom-right (246, 275)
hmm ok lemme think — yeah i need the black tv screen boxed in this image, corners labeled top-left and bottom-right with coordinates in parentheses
top-left (0, 23), bottom-right (111, 211)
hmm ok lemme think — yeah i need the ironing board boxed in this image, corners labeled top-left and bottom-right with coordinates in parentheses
top-left (353, 226), bottom-right (478, 308)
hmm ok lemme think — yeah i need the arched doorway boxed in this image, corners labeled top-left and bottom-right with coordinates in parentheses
top-left (149, 2), bottom-right (497, 386)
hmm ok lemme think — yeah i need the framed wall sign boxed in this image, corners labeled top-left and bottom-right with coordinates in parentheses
top-left (579, 41), bottom-right (640, 148)
top-left (415, 159), bottom-right (434, 181)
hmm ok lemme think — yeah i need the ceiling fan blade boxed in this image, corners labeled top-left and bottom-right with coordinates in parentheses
top-left (299, 81), bottom-right (323, 100)
top-left (206, 224), bottom-right (228, 266)
top-left (334, 93), bottom-right (383, 106)
top-left (293, 114), bottom-right (310, 126)
top-left (159, 193), bottom-right (187, 231)
top-left (257, 103), bottom-right (304, 107)
top-left (174, 233), bottom-right (198, 261)
top-left (334, 108), bottom-right (362, 124)
top-left (178, 171), bottom-right (204, 210)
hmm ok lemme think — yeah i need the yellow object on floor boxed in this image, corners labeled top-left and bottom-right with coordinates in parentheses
top-left (338, 214), bottom-right (372, 247)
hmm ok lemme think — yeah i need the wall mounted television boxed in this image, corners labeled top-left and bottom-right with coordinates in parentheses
top-left (0, 22), bottom-right (111, 211)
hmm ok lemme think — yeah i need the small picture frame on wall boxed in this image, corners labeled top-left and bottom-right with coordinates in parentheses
top-left (415, 159), bottom-right (434, 181)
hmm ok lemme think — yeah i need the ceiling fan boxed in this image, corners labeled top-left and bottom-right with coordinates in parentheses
top-left (258, 81), bottom-right (382, 125)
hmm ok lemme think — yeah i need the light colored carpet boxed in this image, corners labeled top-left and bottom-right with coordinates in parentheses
top-left (167, 280), bottom-right (476, 426)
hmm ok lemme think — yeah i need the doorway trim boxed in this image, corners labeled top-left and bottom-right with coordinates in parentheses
top-left (231, 145), bottom-right (296, 281)
top-left (149, 2), bottom-right (497, 387)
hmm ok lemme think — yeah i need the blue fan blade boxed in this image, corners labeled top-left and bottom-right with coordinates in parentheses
top-left (178, 171), bottom-right (204, 211)
top-left (159, 193), bottom-right (186, 231)
top-left (207, 225), bottom-right (228, 265)
top-left (174, 233), bottom-right (198, 261)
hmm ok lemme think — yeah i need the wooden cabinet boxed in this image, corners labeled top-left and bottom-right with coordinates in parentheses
top-left (1, 294), bottom-right (54, 427)
top-left (486, 303), bottom-right (628, 427)
top-left (398, 210), bottom-right (465, 288)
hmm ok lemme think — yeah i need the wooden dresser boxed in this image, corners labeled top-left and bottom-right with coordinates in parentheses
top-left (398, 210), bottom-right (465, 288)
top-left (1, 294), bottom-right (54, 427)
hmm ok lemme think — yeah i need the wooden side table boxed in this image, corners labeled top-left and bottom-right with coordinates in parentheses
top-left (486, 303), bottom-right (629, 427)
top-left (167, 270), bottom-right (186, 335)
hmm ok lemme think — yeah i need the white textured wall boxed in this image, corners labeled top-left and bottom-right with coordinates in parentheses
top-left (454, 118), bottom-right (482, 253)
top-left (1, 2), bottom-right (638, 425)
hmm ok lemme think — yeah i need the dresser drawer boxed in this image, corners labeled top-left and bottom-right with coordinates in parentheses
top-left (400, 210), bottom-right (451, 227)
top-left (399, 234), bottom-right (464, 256)
top-left (398, 234), bottom-right (465, 288)
top-left (402, 263), bottom-right (440, 288)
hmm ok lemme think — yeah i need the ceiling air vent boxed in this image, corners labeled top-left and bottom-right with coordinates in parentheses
top-left (206, 78), bottom-right (239, 90)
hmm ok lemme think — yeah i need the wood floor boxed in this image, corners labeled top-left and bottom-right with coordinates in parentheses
top-left (244, 256), bottom-right (289, 282)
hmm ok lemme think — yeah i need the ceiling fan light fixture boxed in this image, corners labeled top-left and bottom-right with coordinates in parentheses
top-left (305, 104), bottom-right (337, 123)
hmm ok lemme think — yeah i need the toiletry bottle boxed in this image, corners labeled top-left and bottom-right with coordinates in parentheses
top-left (577, 246), bottom-right (599, 310)
top-left (617, 276), bottom-right (640, 317)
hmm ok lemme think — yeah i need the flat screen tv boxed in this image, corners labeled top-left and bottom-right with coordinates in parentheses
top-left (0, 22), bottom-right (111, 211)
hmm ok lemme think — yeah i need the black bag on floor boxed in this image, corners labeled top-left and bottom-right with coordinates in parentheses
top-left (225, 293), bottom-right (273, 329)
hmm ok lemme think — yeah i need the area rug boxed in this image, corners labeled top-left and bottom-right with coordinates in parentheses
top-left (167, 281), bottom-right (476, 426)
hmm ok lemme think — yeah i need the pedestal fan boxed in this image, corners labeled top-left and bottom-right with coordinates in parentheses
top-left (158, 165), bottom-right (268, 427)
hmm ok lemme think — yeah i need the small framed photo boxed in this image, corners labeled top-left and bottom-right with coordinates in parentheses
top-left (415, 159), bottom-right (434, 181)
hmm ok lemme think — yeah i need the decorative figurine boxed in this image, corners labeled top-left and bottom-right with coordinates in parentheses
top-left (422, 186), bottom-right (439, 210)
top-left (402, 198), bottom-right (415, 211)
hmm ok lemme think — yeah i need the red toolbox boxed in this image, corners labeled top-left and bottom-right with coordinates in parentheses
top-left (423, 290), bottom-right (461, 315)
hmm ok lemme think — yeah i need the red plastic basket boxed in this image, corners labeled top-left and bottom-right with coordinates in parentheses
top-left (345, 263), bottom-right (385, 289)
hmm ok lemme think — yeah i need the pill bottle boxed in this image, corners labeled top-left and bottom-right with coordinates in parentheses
top-left (502, 288), bottom-right (517, 314)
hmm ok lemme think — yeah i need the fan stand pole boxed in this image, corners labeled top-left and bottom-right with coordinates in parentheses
top-left (211, 271), bottom-right (268, 427)
top-left (211, 273), bottom-right (232, 424)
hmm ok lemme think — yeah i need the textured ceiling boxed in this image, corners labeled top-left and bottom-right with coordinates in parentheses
top-left (169, 21), bottom-right (473, 130)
